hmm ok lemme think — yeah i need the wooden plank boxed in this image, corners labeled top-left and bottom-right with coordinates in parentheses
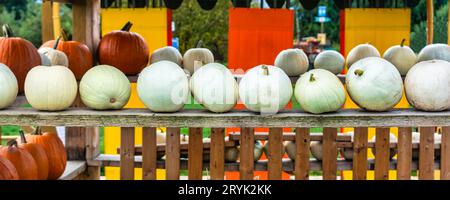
top-left (228, 132), bottom-right (351, 141)
top-left (426, 0), bottom-right (434, 44)
top-left (419, 127), bottom-right (435, 180)
top-left (166, 128), bottom-right (180, 180)
top-left (295, 128), bottom-right (310, 180)
top-left (397, 127), bottom-right (412, 180)
top-left (352, 127), bottom-right (368, 180)
top-left (374, 128), bottom-right (390, 180)
top-left (142, 127), bottom-right (157, 180)
top-left (322, 127), bottom-right (337, 180)
top-left (117, 140), bottom-right (237, 155)
top-left (72, 0), bottom-right (100, 54)
top-left (41, 1), bottom-right (54, 42)
top-left (441, 126), bottom-right (450, 180)
top-left (268, 128), bottom-right (283, 180)
top-left (0, 108), bottom-right (448, 128)
top-left (120, 127), bottom-right (135, 180)
top-left (210, 128), bottom-right (225, 180)
top-left (240, 127), bottom-right (254, 180)
top-left (188, 128), bottom-right (203, 180)
top-left (58, 161), bottom-right (87, 180)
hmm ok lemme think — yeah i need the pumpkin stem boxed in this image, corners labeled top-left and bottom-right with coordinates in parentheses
top-left (53, 36), bottom-right (62, 49)
top-left (60, 29), bottom-right (68, 41)
top-left (7, 139), bottom-right (18, 148)
top-left (32, 126), bottom-right (42, 136)
top-left (2, 24), bottom-right (13, 38)
top-left (354, 69), bottom-right (364, 76)
top-left (400, 38), bottom-right (406, 47)
top-left (19, 130), bottom-right (27, 144)
top-left (261, 65), bottom-right (269, 76)
top-left (196, 40), bottom-right (203, 48)
top-left (121, 21), bottom-right (133, 32)
top-left (309, 73), bottom-right (315, 82)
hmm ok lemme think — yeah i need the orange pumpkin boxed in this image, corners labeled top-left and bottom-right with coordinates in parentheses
top-left (25, 127), bottom-right (67, 180)
top-left (18, 131), bottom-right (49, 180)
top-left (0, 140), bottom-right (38, 180)
top-left (0, 24), bottom-right (41, 92)
top-left (98, 21), bottom-right (149, 75)
top-left (41, 30), bottom-right (93, 80)
top-left (0, 156), bottom-right (19, 180)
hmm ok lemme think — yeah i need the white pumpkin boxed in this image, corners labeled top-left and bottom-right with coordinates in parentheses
top-left (150, 46), bottom-right (183, 66)
top-left (383, 39), bottom-right (417, 75)
top-left (346, 43), bottom-right (380, 67)
top-left (346, 57), bottom-right (403, 111)
top-left (370, 133), bottom-right (398, 159)
top-left (314, 50), bottom-right (345, 74)
top-left (24, 65), bottom-right (77, 111)
top-left (310, 141), bottom-right (323, 161)
top-left (137, 61), bottom-right (189, 112)
top-left (183, 48), bottom-right (214, 75)
top-left (38, 52), bottom-right (51, 66)
top-left (41, 48), bottom-right (69, 67)
top-left (189, 63), bottom-right (238, 113)
top-left (0, 63), bottom-right (18, 109)
top-left (405, 60), bottom-right (450, 111)
top-left (274, 48), bottom-right (309, 76)
top-left (239, 65), bottom-right (292, 114)
top-left (80, 65), bottom-right (131, 110)
top-left (294, 69), bottom-right (346, 114)
top-left (417, 43), bottom-right (450, 62)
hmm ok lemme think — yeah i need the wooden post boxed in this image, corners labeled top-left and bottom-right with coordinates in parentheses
top-left (268, 128), bottom-right (283, 180)
top-left (41, 1), bottom-right (54, 42)
top-left (322, 127), bottom-right (337, 180)
top-left (353, 127), bottom-right (368, 180)
top-left (72, 0), bottom-right (101, 55)
top-left (210, 128), bottom-right (225, 180)
top-left (142, 127), bottom-right (157, 180)
top-left (397, 127), bottom-right (412, 180)
top-left (295, 128), bottom-right (310, 180)
top-left (240, 127), bottom-right (254, 180)
top-left (441, 126), bottom-right (450, 180)
top-left (120, 127), bottom-right (135, 180)
top-left (166, 128), bottom-right (180, 180)
top-left (188, 128), bottom-right (203, 180)
top-left (426, 0), bottom-right (434, 44)
top-left (374, 128), bottom-right (390, 180)
top-left (419, 127), bottom-right (435, 180)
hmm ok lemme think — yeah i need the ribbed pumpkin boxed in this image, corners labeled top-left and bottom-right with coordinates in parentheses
top-left (80, 65), bottom-right (131, 110)
top-left (0, 156), bottom-right (19, 180)
top-left (18, 130), bottom-right (49, 180)
top-left (41, 30), bottom-right (93, 80)
top-left (346, 43), bottom-right (380, 68)
top-left (25, 127), bottom-right (67, 180)
top-left (150, 46), bottom-right (183, 66)
top-left (314, 50), bottom-right (345, 74)
top-left (98, 21), bottom-right (149, 75)
top-left (38, 37), bottom-right (69, 67)
top-left (383, 39), bottom-right (417, 75)
top-left (25, 65), bottom-right (78, 111)
top-left (0, 140), bottom-right (38, 180)
top-left (417, 43), bottom-right (450, 62)
top-left (0, 24), bottom-right (41, 92)
top-left (0, 63), bottom-right (18, 109)
top-left (274, 48), bottom-right (309, 76)
top-left (183, 48), bottom-right (214, 75)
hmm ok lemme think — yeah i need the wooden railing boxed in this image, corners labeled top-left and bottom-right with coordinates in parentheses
top-left (0, 107), bottom-right (448, 180)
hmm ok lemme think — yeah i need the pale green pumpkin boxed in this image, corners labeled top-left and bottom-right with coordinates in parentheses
top-left (80, 65), bottom-right (131, 110)
top-left (314, 50), bottom-right (345, 74)
top-left (383, 39), bottom-right (417, 75)
top-left (38, 52), bottom-right (51, 66)
top-left (183, 48), bottom-right (214, 75)
top-left (274, 48), bottom-right (309, 76)
top-left (137, 61), bottom-right (189, 112)
top-left (346, 57), bottom-right (403, 111)
top-left (417, 43), bottom-right (450, 62)
top-left (294, 69), bottom-right (346, 114)
top-left (239, 65), bottom-right (293, 114)
top-left (24, 65), bottom-right (77, 111)
top-left (346, 43), bottom-right (380, 68)
top-left (0, 63), bottom-right (18, 109)
top-left (189, 63), bottom-right (238, 113)
top-left (150, 46), bottom-right (183, 66)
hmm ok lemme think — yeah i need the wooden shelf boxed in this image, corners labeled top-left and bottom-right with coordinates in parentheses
top-left (0, 107), bottom-right (448, 128)
top-left (58, 161), bottom-right (87, 180)
top-left (95, 154), bottom-right (440, 172)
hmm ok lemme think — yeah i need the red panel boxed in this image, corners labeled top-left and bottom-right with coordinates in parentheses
top-left (228, 8), bottom-right (294, 72)
top-left (167, 9), bottom-right (173, 46)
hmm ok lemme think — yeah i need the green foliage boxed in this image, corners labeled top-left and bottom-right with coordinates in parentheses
top-left (173, 0), bottom-right (229, 62)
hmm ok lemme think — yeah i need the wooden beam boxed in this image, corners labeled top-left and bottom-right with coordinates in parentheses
top-left (41, 1), bottom-right (54, 42)
top-left (322, 128), bottom-right (337, 180)
top-left (210, 128), bottom-right (225, 180)
top-left (240, 127), bottom-right (254, 180)
top-left (426, 0), bottom-right (434, 44)
top-left (441, 126), bottom-right (450, 180)
top-left (188, 128), bottom-right (203, 180)
top-left (419, 127), bottom-right (435, 180)
top-left (120, 127), bottom-right (135, 180)
top-left (268, 128), bottom-right (283, 180)
top-left (374, 128), bottom-right (390, 180)
top-left (72, 0), bottom-right (100, 56)
top-left (0, 108), bottom-right (448, 128)
top-left (353, 127), bottom-right (368, 180)
top-left (397, 127), bottom-right (412, 180)
top-left (142, 127), bottom-right (157, 180)
top-left (294, 128), bottom-right (310, 180)
top-left (165, 128), bottom-right (180, 180)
